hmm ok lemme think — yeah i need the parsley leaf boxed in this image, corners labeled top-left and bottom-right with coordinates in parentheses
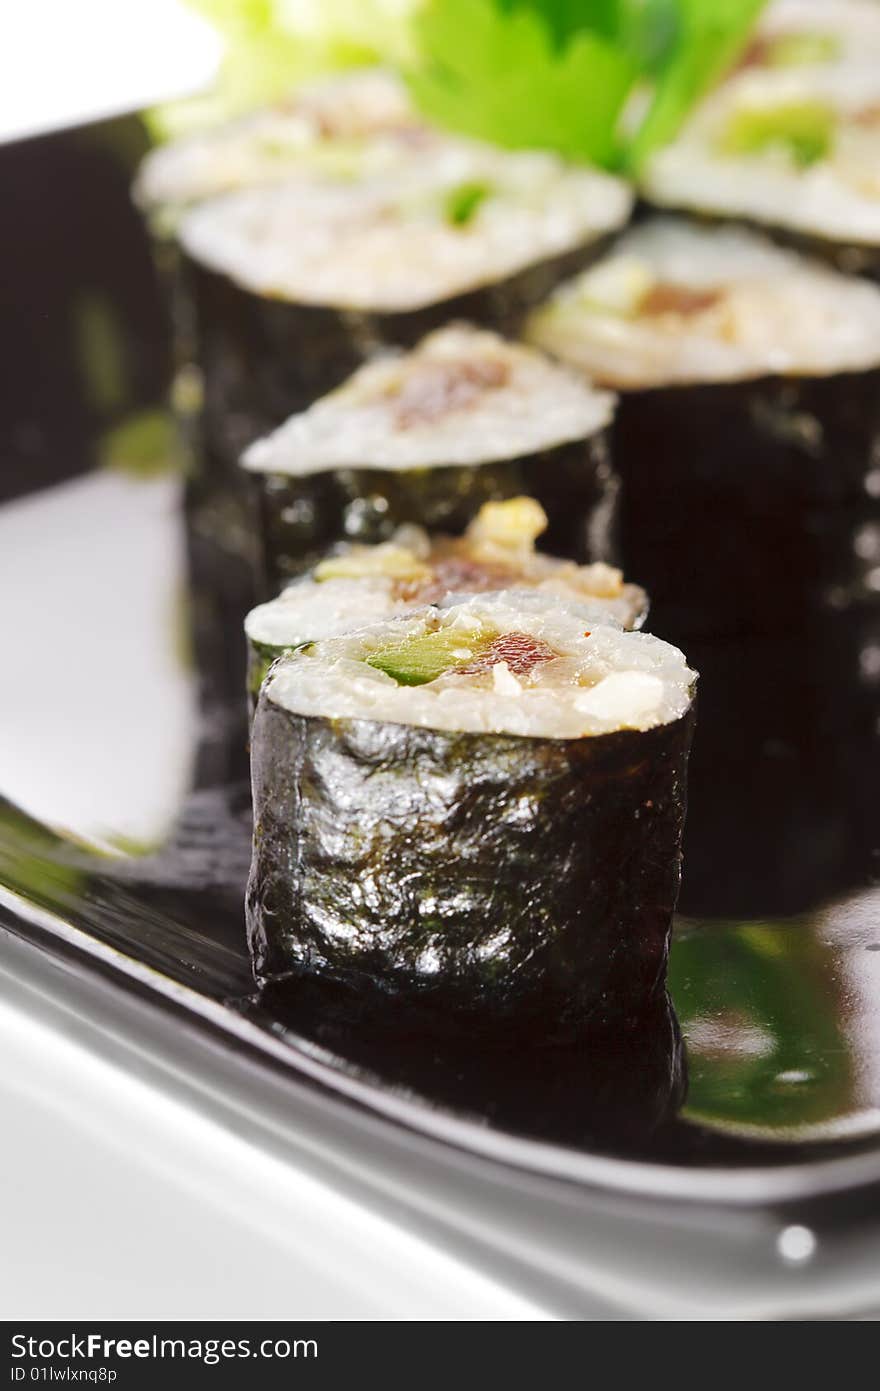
top-left (408, 0), bottom-right (767, 171)
top-left (628, 0), bottom-right (768, 168)
top-left (160, 0), bottom-right (767, 168)
top-left (408, 0), bottom-right (636, 166)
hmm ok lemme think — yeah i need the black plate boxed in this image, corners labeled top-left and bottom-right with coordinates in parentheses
top-left (2, 115), bottom-right (880, 1211)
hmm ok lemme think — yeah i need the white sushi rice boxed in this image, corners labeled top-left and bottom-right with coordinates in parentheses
top-left (246, 552), bottom-right (646, 651)
top-left (243, 324), bottom-right (615, 472)
top-left (752, 1), bottom-right (880, 73)
top-left (180, 146), bottom-right (633, 312)
top-left (246, 575), bottom-right (414, 649)
top-left (136, 69), bottom-right (425, 213)
top-left (527, 216), bottom-right (880, 388)
top-left (643, 60), bottom-right (880, 246)
top-left (265, 592), bottom-right (694, 739)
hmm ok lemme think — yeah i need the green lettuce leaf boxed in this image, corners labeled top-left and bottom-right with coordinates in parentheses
top-left (150, 0), bottom-right (418, 141)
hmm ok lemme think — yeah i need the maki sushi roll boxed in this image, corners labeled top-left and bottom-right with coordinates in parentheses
top-left (243, 324), bottom-right (620, 589)
top-left (178, 149), bottom-right (632, 466)
top-left (247, 592), bottom-right (696, 1038)
top-left (642, 29), bottom-right (880, 280)
top-left (135, 69), bottom-right (427, 228)
top-left (244, 496), bottom-right (648, 699)
top-left (741, 1), bottom-right (880, 75)
top-left (527, 217), bottom-right (880, 637)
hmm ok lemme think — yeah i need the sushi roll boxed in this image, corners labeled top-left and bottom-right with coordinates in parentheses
top-left (242, 324), bottom-right (620, 589)
top-left (244, 496), bottom-right (648, 699)
top-left (741, 1), bottom-right (880, 75)
top-left (642, 34), bottom-right (880, 279)
top-left (527, 217), bottom-right (880, 637)
top-left (247, 592), bottom-right (696, 1037)
top-left (135, 69), bottom-right (428, 228)
top-left (178, 150), bottom-right (632, 466)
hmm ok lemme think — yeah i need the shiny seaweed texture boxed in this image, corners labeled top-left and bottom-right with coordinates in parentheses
top-left (615, 370), bottom-right (880, 640)
top-left (254, 434), bottom-right (619, 592)
top-left (246, 698), bottom-right (695, 1040)
top-left (181, 237), bottom-right (610, 473)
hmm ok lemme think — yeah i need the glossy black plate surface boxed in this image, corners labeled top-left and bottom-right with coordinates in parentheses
top-left (1, 115), bottom-right (879, 1201)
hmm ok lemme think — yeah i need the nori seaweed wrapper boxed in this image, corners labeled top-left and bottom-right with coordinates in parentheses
top-left (254, 433), bottom-right (619, 592)
top-left (180, 236), bottom-right (611, 472)
top-left (764, 228), bottom-right (880, 286)
top-left (614, 370), bottom-right (880, 640)
top-left (246, 696), bottom-right (695, 1040)
top-left (669, 210), bottom-right (880, 287)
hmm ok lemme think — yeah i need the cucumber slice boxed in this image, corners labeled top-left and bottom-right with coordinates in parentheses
top-left (367, 626), bottom-right (495, 686)
top-left (721, 100), bottom-right (835, 169)
top-left (765, 32), bottom-right (839, 70)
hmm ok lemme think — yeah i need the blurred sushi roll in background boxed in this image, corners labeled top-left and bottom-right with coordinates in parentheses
top-left (247, 593), bottom-right (696, 1038)
top-left (136, 69), bottom-right (456, 419)
top-left (742, 0), bottom-right (880, 74)
top-left (136, 70), bottom-right (443, 484)
top-left (244, 495), bottom-right (648, 705)
top-left (527, 216), bottom-right (880, 640)
top-left (242, 325), bottom-right (621, 590)
top-left (135, 69), bottom-right (432, 229)
top-left (176, 148), bottom-right (631, 472)
top-left (642, 2), bottom-right (880, 281)
top-left (528, 210), bottom-right (880, 918)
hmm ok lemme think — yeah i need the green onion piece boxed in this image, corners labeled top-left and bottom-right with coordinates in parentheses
top-left (765, 31), bottom-right (840, 69)
top-left (443, 180), bottom-right (493, 226)
top-left (721, 99), bottom-right (835, 167)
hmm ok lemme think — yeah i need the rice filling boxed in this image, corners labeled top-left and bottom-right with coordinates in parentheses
top-left (243, 324), bottom-right (616, 472)
top-left (527, 216), bottom-right (880, 387)
top-left (180, 147), bottom-right (633, 312)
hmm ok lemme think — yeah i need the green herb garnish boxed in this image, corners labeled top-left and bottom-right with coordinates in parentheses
top-left (408, 0), bottom-right (636, 167)
top-left (409, 0), bottom-right (768, 171)
top-left (158, 1), bottom-right (769, 170)
top-left (625, 0), bottom-right (770, 168)
top-left (149, 0), bottom-right (419, 140)
top-left (721, 99), bottom-right (835, 168)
